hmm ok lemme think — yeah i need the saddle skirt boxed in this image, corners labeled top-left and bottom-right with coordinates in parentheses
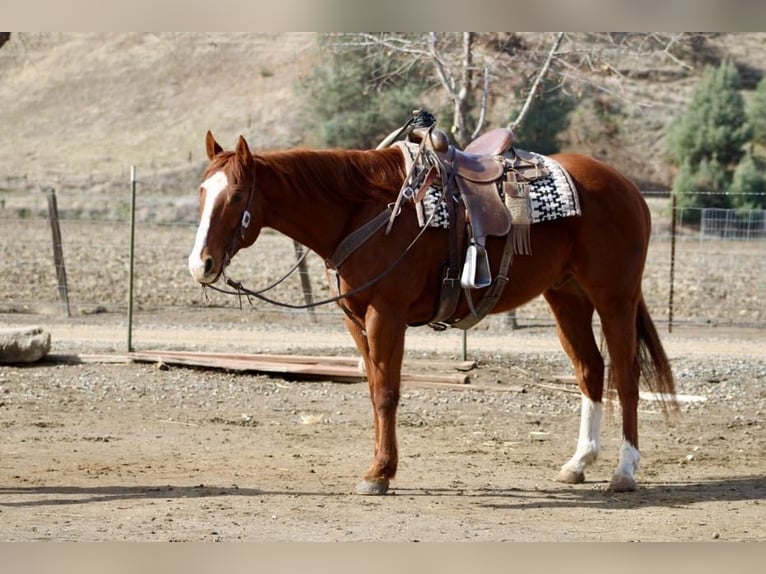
top-left (413, 146), bottom-right (581, 254)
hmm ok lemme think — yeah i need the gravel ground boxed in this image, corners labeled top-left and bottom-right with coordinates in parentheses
top-left (1, 312), bottom-right (764, 541)
top-left (0, 212), bottom-right (764, 542)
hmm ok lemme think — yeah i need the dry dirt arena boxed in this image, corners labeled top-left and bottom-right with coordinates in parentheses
top-left (0, 310), bottom-right (764, 542)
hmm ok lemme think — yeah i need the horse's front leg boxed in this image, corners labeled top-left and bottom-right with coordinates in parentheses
top-left (345, 305), bottom-right (406, 495)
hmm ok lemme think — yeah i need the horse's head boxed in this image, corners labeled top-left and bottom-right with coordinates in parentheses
top-left (188, 132), bottom-right (263, 284)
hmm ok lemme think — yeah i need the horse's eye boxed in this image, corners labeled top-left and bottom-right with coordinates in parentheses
top-left (232, 191), bottom-right (243, 204)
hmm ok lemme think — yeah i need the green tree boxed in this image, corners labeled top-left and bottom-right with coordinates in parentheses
top-left (748, 75), bottom-right (766, 148)
top-left (673, 157), bottom-right (730, 210)
top-left (667, 61), bottom-right (752, 208)
top-left (299, 37), bottom-right (432, 149)
top-left (730, 150), bottom-right (766, 209)
top-left (511, 79), bottom-right (577, 154)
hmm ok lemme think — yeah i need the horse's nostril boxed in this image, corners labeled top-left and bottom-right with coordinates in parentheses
top-left (203, 257), bottom-right (214, 275)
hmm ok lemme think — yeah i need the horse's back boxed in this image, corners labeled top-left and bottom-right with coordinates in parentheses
top-left (551, 153), bottom-right (642, 195)
top-left (551, 153), bottom-right (650, 238)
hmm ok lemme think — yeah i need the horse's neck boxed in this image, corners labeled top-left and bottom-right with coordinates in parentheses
top-left (259, 177), bottom-right (359, 261)
top-left (260, 150), bottom-right (399, 260)
top-left (269, 205), bottom-right (346, 260)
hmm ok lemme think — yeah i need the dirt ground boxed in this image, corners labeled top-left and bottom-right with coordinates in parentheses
top-left (1, 316), bottom-right (764, 542)
top-left (1, 32), bottom-right (764, 545)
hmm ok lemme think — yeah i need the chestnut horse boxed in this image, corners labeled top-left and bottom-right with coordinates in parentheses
top-left (188, 132), bottom-right (676, 494)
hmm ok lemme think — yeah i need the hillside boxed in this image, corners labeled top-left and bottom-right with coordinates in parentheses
top-left (0, 33), bottom-right (315, 180)
top-left (1, 32), bottom-right (765, 215)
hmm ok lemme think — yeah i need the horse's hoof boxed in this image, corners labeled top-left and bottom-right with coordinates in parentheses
top-left (556, 468), bottom-right (585, 484)
top-left (608, 474), bottom-right (636, 492)
top-left (356, 479), bottom-right (390, 495)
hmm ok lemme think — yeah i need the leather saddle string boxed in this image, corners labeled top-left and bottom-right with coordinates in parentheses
top-left (385, 125), bottom-right (433, 235)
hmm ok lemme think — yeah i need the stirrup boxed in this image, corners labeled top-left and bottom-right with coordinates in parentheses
top-left (460, 243), bottom-right (492, 289)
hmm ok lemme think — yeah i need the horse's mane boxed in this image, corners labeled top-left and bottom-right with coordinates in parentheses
top-left (204, 151), bottom-right (248, 186)
top-left (207, 147), bottom-right (406, 205)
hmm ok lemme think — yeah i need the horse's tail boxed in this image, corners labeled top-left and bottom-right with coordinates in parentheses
top-left (635, 296), bottom-right (679, 418)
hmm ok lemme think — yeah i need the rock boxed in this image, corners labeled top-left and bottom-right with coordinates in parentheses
top-left (0, 326), bottom-right (52, 363)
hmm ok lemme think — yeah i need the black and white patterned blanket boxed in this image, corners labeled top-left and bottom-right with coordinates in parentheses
top-left (419, 151), bottom-right (581, 229)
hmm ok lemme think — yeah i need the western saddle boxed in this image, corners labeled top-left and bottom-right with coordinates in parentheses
top-left (392, 124), bottom-right (549, 329)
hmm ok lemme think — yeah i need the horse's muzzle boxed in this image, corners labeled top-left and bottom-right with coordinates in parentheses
top-left (188, 253), bottom-right (221, 284)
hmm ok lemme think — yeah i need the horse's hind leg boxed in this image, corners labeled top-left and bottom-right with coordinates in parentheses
top-left (544, 281), bottom-right (605, 485)
top-left (598, 302), bottom-right (642, 492)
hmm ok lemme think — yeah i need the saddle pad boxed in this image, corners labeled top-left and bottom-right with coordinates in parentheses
top-left (420, 151), bottom-right (581, 229)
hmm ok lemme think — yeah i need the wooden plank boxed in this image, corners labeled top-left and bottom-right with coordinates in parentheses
top-left (401, 372), bottom-right (469, 385)
top-left (45, 350), bottom-right (494, 390)
top-left (129, 352), bottom-right (362, 382)
top-left (129, 351), bottom-right (471, 386)
top-left (406, 380), bottom-right (524, 392)
top-left (136, 350), bottom-right (476, 373)
top-left (139, 350), bottom-right (360, 368)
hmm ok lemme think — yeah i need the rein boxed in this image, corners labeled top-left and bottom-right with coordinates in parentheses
top-left (205, 201), bottom-right (438, 310)
top-left (206, 123), bottom-right (443, 315)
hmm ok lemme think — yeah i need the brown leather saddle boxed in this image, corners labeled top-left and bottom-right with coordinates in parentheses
top-left (393, 125), bottom-right (549, 329)
top-left (408, 127), bottom-right (510, 289)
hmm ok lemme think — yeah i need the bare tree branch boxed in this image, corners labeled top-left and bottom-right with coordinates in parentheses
top-left (451, 32), bottom-right (475, 145)
top-left (472, 65), bottom-right (491, 140)
top-left (656, 33), bottom-right (694, 70)
top-left (318, 32), bottom-right (701, 148)
top-left (427, 33), bottom-right (457, 98)
top-left (508, 32), bottom-right (565, 130)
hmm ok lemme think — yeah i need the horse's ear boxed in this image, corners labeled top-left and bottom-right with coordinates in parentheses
top-left (205, 131), bottom-right (223, 160)
top-left (235, 135), bottom-right (253, 165)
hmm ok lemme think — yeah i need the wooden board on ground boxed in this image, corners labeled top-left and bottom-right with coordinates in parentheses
top-left (131, 350), bottom-right (476, 372)
top-left (128, 350), bottom-right (471, 386)
top-left (45, 353), bottom-right (131, 364)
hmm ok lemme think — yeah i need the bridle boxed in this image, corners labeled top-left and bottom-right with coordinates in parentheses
top-left (206, 201), bottom-right (436, 311)
top-left (221, 162), bottom-right (258, 273)
top-left (203, 151), bottom-right (444, 313)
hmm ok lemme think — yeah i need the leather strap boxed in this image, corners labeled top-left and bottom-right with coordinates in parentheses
top-left (451, 220), bottom-right (515, 330)
top-left (324, 205), bottom-right (394, 337)
top-left (327, 206), bottom-right (393, 270)
top-left (427, 173), bottom-right (465, 328)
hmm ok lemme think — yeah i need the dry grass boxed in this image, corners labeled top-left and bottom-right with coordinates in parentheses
top-left (0, 33), bottom-right (316, 186)
top-left (2, 32), bottom-right (766, 196)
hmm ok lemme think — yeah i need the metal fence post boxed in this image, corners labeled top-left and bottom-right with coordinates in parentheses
top-left (127, 166), bottom-right (137, 352)
top-left (667, 193), bottom-right (677, 333)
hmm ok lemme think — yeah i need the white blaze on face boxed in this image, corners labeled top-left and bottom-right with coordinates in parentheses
top-left (188, 170), bottom-right (228, 282)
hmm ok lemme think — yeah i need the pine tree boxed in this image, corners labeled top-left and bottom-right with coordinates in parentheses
top-left (748, 75), bottom-right (766, 148)
top-left (299, 38), bottom-right (432, 150)
top-left (730, 151), bottom-right (766, 209)
top-left (667, 61), bottom-right (752, 209)
top-left (511, 79), bottom-right (577, 155)
top-left (673, 158), bottom-right (730, 210)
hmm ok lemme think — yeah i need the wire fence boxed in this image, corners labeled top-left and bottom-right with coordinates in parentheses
top-left (1, 186), bottom-right (764, 354)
